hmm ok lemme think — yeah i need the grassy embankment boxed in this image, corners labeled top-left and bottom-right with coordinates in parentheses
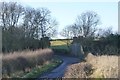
top-left (23, 57), bottom-right (62, 78)
top-left (50, 39), bottom-right (72, 54)
top-left (64, 53), bottom-right (118, 78)
top-left (2, 49), bottom-right (62, 78)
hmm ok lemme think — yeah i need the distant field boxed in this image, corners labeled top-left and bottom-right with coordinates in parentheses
top-left (50, 40), bottom-right (72, 46)
top-left (50, 39), bottom-right (73, 54)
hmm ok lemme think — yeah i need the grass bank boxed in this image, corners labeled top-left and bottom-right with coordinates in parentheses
top-left (64, 53), bottom-right (118, 78)
top-left (2, 49), bottom-right (54, 78)
top-left (23, 57), bottom-right (62, 78)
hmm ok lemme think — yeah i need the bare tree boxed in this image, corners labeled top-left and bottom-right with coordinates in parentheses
top-left (76, 11), bottom-right (100, 37)
top-left (0, 2), bottom-right (26, 52)
top-left (68, 23), bottom-right (82, 37)
top-left (60, 25), bottom-right (73, 39)
top-left (103, 27), bottom-right (113, 37)
top-left (0, 2), bottom-right (58, 51)
top-left (96, 27), bottom-right (113, 38)
top-left (0, 2), bottom-right (24, 30)
top-left (23, 7), bottom-right (38, 38)
top-left (60, 25), bottom-right (74, 47)
top-left (60, 23), bottom-right (83, 39)
top-left (35, 8), bottom-right (58, 39)
top-left (61, 11), bottom-right (100, 39)
top-left (23, 7), bottom-right (58, 49)
top-left (23, 7), bottom-right (58, 39)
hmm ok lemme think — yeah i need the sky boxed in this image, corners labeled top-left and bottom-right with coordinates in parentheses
top-left (1, 0), bottom-right (119, 38)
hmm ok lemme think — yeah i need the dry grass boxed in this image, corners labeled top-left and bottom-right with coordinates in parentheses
top-left (64, 53), bottom-right (119, 78)
top-left (86, 53), bottom-right (118, 78)
top-left (1, 48), bottom-right (53, 77)
top-left (64, 62), bottom-right (92, 78)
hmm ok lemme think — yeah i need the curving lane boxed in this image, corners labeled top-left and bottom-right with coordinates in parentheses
top-left (37, 55), bottom-right (81, 79)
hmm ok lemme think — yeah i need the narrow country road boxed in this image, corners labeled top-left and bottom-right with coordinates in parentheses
top-left (37, 55), bottom-right (81, 79)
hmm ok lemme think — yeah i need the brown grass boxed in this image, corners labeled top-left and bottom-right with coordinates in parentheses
top-left (1, 48), bottom-right (53, 77)
top-left (64, 53), bottom-right (118, 78)
top-left (86, 53), bottom-right (118, 78)
top-left (64, 62), bottom-right (92, 78)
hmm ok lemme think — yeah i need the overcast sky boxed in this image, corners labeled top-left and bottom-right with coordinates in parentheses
top-left (1, 0), bottom-right (119, 38)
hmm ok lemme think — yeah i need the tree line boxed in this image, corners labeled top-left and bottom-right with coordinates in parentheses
top-left (1, 2), bottom-right (119, 55)
top-left (60, 11), bottom-right (100, 38)
top-left (60, 11), bottom-right (119, 55)
top-left (0, 2), bottom-right (58, 53)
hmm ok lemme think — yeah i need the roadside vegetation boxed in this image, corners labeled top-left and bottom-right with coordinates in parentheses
top-left (23, 57), bottom-right (62, 78)
top-left (64, 53), bottom-right (118, 78)
top-left (2, 49), bottom-right (61, 78)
